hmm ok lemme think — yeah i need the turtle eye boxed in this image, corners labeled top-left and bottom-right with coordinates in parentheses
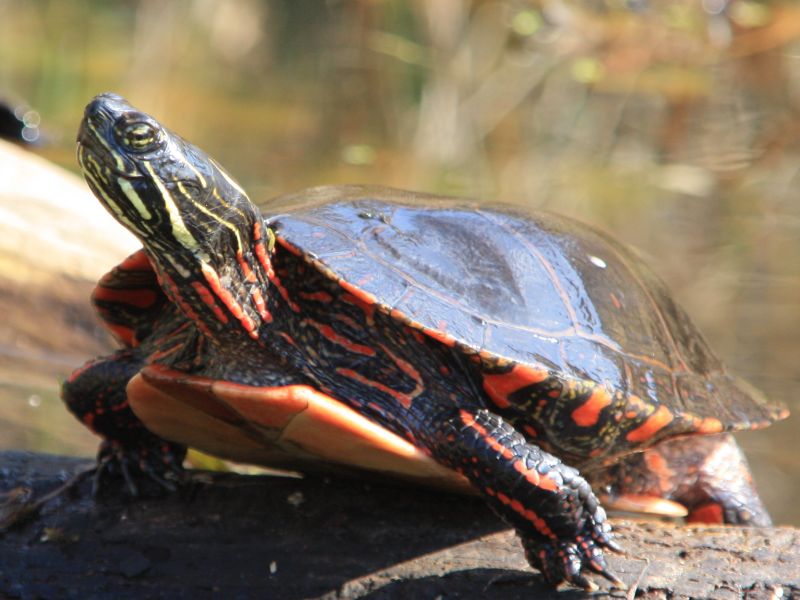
top-left (115, 119), bottom-right (162, 153)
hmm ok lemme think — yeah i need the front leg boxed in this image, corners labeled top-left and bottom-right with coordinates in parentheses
top-left (62, 349), bottom-right (187, 496)
top-left (426, 408), bottom-right (622, 590)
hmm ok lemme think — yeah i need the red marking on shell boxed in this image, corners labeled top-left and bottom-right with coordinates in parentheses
top-left (482, 365), bottom-right (549, 410)
top-left (299, 291), bottom-right (334, 303)
top-left (626, 405), bottom-right (674, 443)
top-left (92, 286), bottom-right (159, 309)
top-left (200, 262), bottom-right (259, 338)
top-left (339, 279), bottom-right (379, 306)
top-left (610, 291), bottom-right (622, 310)
top-left (687, 502), bottom-right (725, 524)
top-left (277, 236), bottom-right (303, 257)
top-left (571, 387), bottom-right (612, 427)
top-left (308, 320), bottom-right (376, 356)
top-left (191, 281), bottom-right (230, 324)
top-left (336, 367), bottom-right (414, 409)
top-left (421, 326), bottom-right (457, 348)
top-left (693, 417), bottom-right (724, 434)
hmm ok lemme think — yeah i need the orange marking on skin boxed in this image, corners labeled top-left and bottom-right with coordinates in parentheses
top-left (458, 411), bottom-right (512, 460)
top-left (308, 321), bottom-right (376, 356)
top-left (571, 387), bottom-right (612, 427)
top-left (191, 281), bottom-right (230, 324)
top-left (159, 270), bottom-right (213, 338)
top-left (236, 245), bottom-right (271, 322)
top-left (380, 343), bottom-right (424, 397)
top-left (104, 322), bottom-right (136, 347)
top-left (643, 448), bottom-right (676, 493)
top-left (523, 425), bottom-right (538, 438)
top-left (250, 286), bottom-right (273, 323)
top-left (147, 344), bottom-right (184, 362)
top-left (496, 492), bottom-right (556, 539)
top-left (512, 459), bottom-right (559, 491)
top-left (336, 368), bottom-right (414, 409)
top-left (237, 250), bottom-right (258, 283)
top-left (254, 246), bottom-right (275, 280)
top-left (687, 502), bottom-right (725, 524)
top-left (341, 292), bottom-right (376, 322)
top-left (118, 249), bottom-right (153, 271)
top-left (261, 246), bottom-right (300, 314)
top-left (200, 262), bottom-right (258, 338)
top-left (278, 331), bottom-right (296, 346)
top-left (482, 365), bottom-right (549, 410)
top-left (299, 291), bottom-right (333, 303)
top-left (333, 313), bottom-right (361, 330)
top-left (626, 405), bottom-right (674, 442)
top-left (92, 286), bottom-right (159, 309)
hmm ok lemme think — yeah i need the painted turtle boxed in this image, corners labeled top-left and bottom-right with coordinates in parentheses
top-left (64, 93), bottom-right (788, 590)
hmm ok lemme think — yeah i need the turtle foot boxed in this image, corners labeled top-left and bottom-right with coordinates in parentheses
top-left (522, 509), bottom-right (625, 591)
top-left (93, 437), bottom-right (187, 498)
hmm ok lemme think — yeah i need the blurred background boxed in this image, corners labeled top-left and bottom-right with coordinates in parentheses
top-left (0, 0), bottom-right (799, 525)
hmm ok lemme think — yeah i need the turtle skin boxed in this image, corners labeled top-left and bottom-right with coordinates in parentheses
top-left (63, 93), bottom-right (788, 590)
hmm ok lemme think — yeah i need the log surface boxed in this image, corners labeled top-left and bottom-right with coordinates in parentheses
top-left (0, 451), bottom-right (798, 600)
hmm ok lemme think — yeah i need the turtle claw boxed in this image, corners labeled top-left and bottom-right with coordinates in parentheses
top-left (93, 438), bottom-right (186, 498)
top-left (523, 516), bottom-right (625, 591)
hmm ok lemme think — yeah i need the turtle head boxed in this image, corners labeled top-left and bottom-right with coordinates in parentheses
top-left (77, 93), bottom-right (259, 260)
top-left (78, 93), bottom-right (274, 340)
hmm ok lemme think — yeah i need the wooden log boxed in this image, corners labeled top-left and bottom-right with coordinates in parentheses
top-left (0, 450), bottom-right (797, 600)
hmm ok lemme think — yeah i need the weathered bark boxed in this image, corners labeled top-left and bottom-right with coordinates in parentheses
top-left (1, 451), bottom-right (797, 600)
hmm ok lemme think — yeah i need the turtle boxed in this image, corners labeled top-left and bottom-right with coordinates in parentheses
top-left (64, 93), bottom-right (788, 590)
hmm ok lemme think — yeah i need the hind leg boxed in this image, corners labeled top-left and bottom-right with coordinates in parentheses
top-left (62, 348), bottom-right (187, 496)
top-left (589, 433), bottom-right (771, 526)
